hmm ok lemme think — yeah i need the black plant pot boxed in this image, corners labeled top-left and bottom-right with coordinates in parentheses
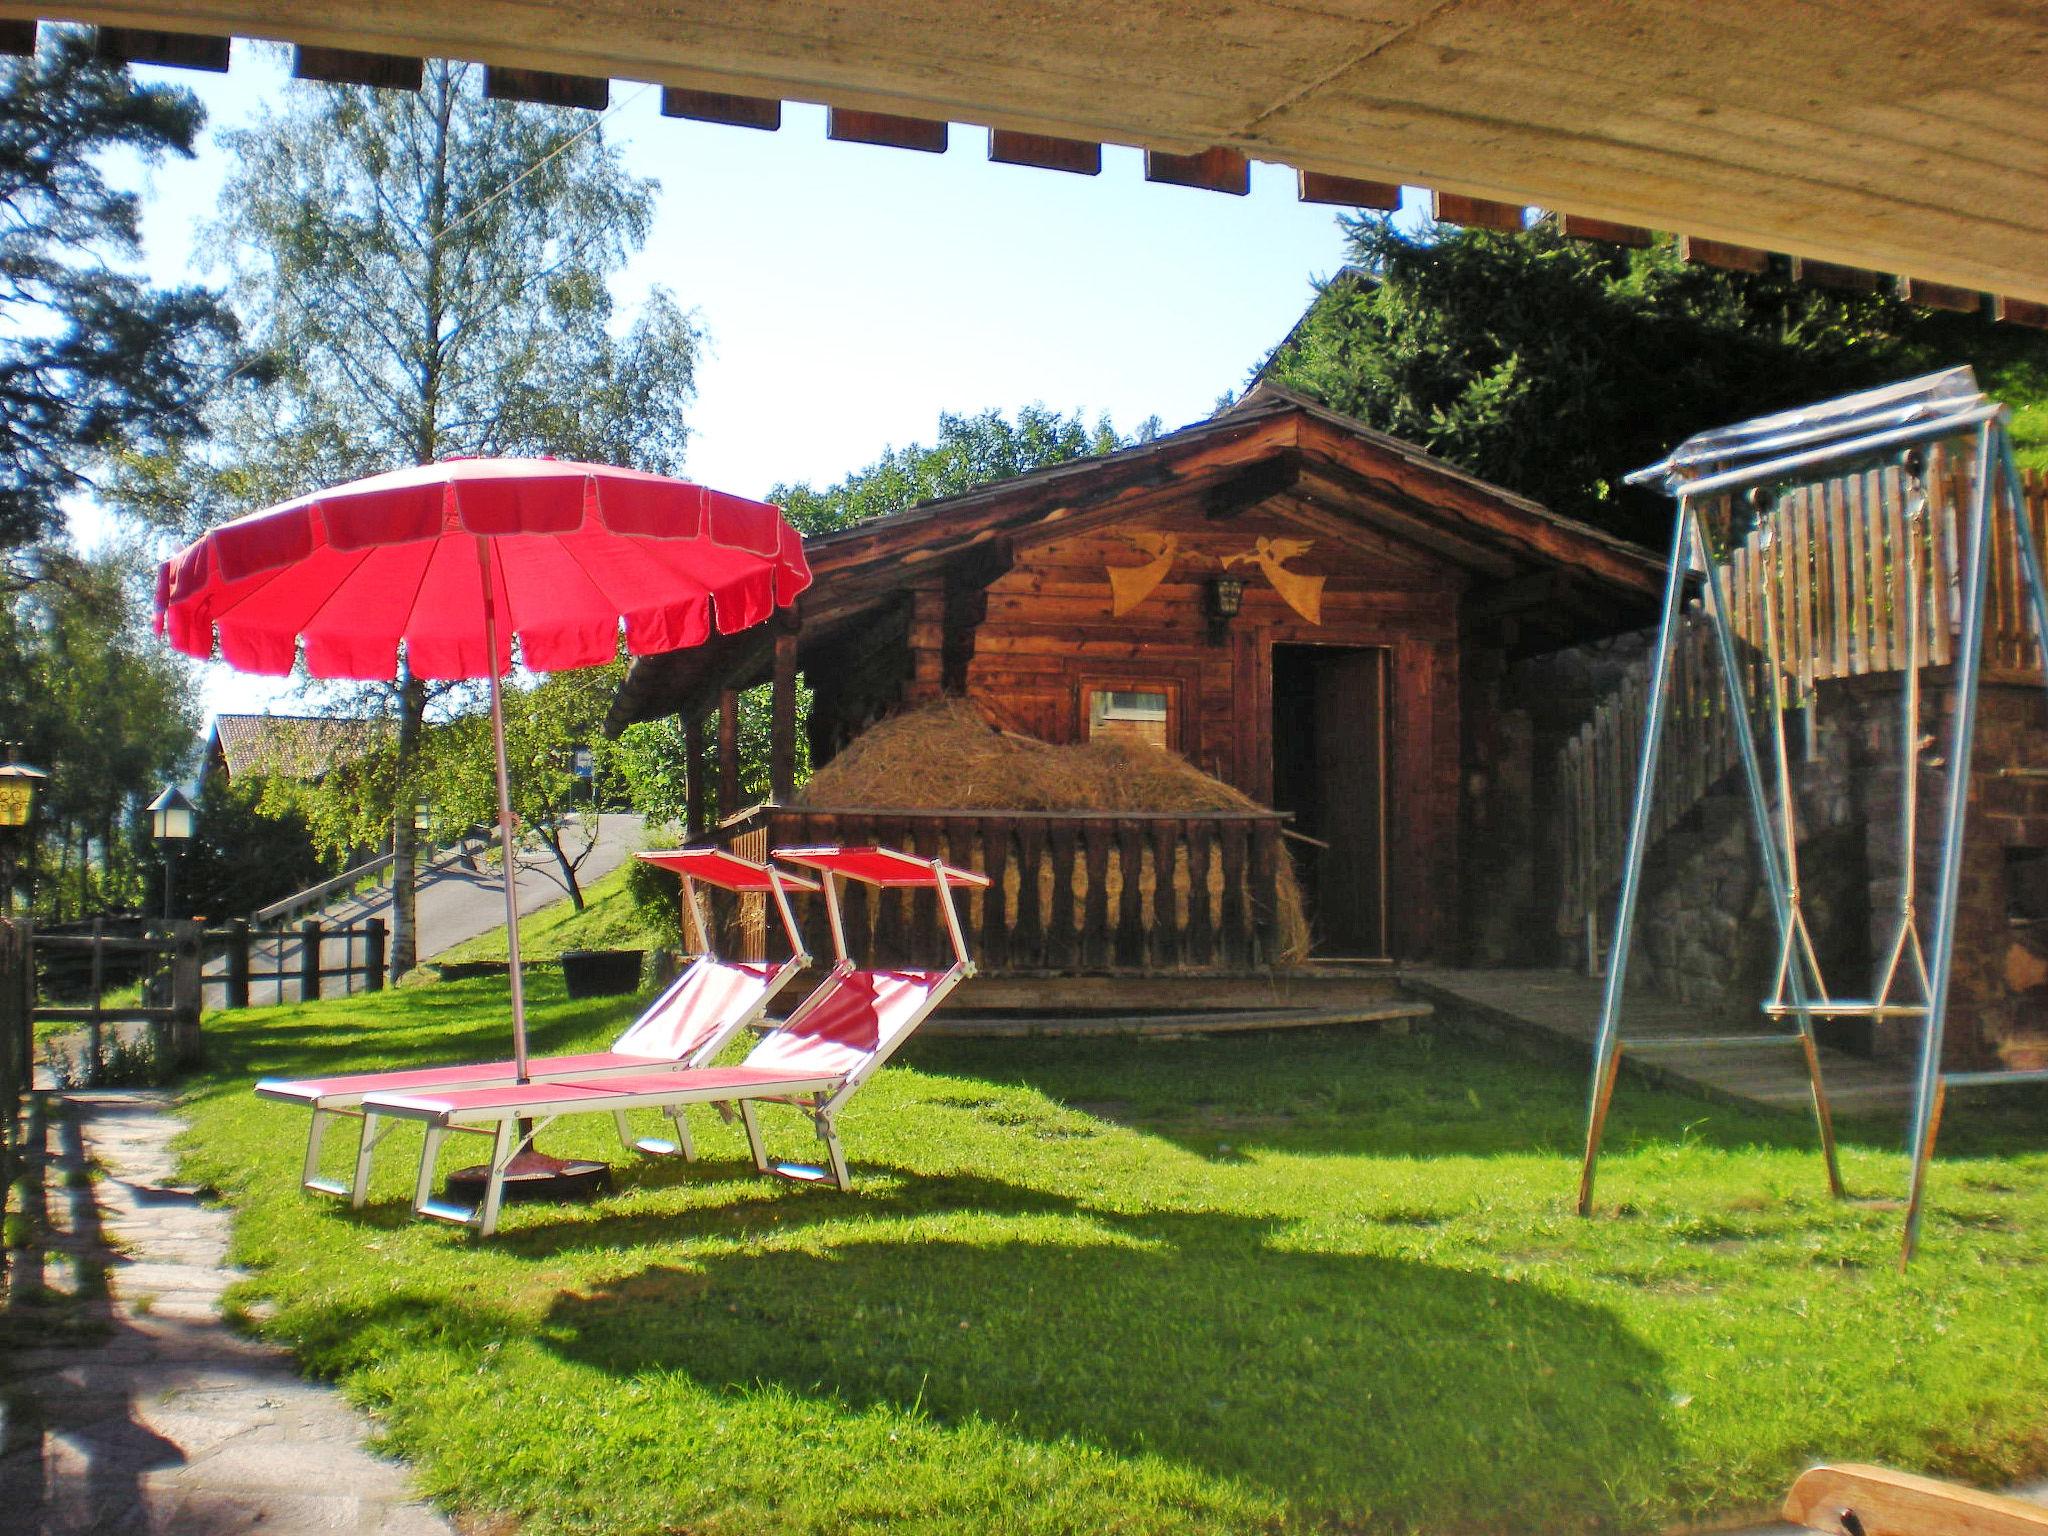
top-left (559, 948), bottom-right (644, 998)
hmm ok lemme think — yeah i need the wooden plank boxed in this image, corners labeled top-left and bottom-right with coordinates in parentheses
top-left (1219, 820), bottom-right (1250, 969)
top-left (661, 87), bottom-right (781, 130)
top-left (1887, 465), bottom-right (1911, 671)
top-left (1145, 146), bottom-right (1249, 195)
top-left (1080, 821), bottom-right (1111, 969)
top-left (1931, 458), bottom-right (1957, 666)
top-left (1297, 170), bottom-right (1400, 208)
top-left (1995, 297), bottom-right (2048, 329)
top-left (293, 46), bottom-right (422, 90)
top-left (1678, 234), bottom-right (1770, 274)
top-left (989, 129), bottom-right (1100, 175)
top-left (1014, 819), bottom-right (1047, 967)
top-left (1185, 822), bottom-right (1214, 966)
top-left (1046, 823), bottom-right (1078, 970)
top-left (0, 19), bottom-right (38, 53)
top-left (94, 27), bottom-right (230, 71)
top-left (1557, 212), bottom-right (1654, 247)
top-left (1790, 255), bottom-right (1882, 291)
top-left (484, 66), bottom-right (608, 110)
top-left (829, 108), bottom-right (947, 153)
top-left (1782, 1463), bottom-right (2048, 1536)
top-left (978, 817), bottom-right (1012, 971)
top-left (1828, 477), bottom-right (1850, 677)
top-left (1114, 820), bottom-right (1147, 969)
top-left (1250, 820), bottom-right (1280, 965)
top-left (1847, 471), bottom-right (1871, 674)
top-left (1897, 276), bottom-right (1982, 312)
top-left (1148, 819), bottom-right (1182, 968)
top-left (1432, 190), bottom-right (1522, 230)
top-left (910, 821), bottom-right (942, 965)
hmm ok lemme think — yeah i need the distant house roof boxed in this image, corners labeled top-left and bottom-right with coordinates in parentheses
top-left (203, 713), bottom-right (392, 785)
top-left (607, 386), bottom-right (1665, 732)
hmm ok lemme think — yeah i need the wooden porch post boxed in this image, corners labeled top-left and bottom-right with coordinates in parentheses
top-left (770, 627), bottom-right (798, 803)
top-left (684, 712), bottom-right (705, 840)
top-left (717, 688), bottom-right (740, 822)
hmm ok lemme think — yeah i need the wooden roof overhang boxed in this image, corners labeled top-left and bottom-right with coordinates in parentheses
top-left (8, 3), bottom-right (2048, 305)
top-left (605, 390), bottom-right (1665, 732)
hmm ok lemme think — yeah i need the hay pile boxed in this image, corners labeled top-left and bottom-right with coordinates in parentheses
top-left (798, 700), bottom-right (1310, 964)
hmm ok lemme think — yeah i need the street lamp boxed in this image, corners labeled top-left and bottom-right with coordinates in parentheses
top-left (0, 743), bottom-right (49, 918)
top-left (148, 785), bottom-right (196, 920)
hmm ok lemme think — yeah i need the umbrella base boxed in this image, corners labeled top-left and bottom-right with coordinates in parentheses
top-left (445, 1150), bottom-right (612, 1206)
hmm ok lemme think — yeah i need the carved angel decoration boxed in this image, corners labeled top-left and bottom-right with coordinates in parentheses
top-left (1224, 536), bottom-right (1325, 624)
top-left (1107, 530), bottom-right (1180, 616)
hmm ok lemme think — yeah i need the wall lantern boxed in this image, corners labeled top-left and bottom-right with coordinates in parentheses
top-left (1206, 574), bottom-right (1247, 645)
top-left (0, 746), bottom-right (49, 830)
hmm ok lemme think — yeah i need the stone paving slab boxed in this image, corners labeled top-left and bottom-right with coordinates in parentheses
top-left (1, 1090), bottom-right (457, 1536)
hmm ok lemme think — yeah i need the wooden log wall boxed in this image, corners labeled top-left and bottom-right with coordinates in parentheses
top-left (954, 502), bottom-right (1461, 957)
top-left (745, 807), bottom-right (1286, 974)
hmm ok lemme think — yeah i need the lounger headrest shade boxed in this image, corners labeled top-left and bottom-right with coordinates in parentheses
top-left (635, 848), bottom-right (821, 893)
top-left (771, 846), bottom-right (991, 889)
top-left (612, 958), bottom-right (777, 1058)
top-left (744, 968), bottom-right (947, 1077)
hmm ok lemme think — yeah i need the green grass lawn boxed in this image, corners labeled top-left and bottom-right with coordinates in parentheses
top-left (175, 977), bottom-right (2048, 1536)
top-left (429, 861), bottom-right (663, 968)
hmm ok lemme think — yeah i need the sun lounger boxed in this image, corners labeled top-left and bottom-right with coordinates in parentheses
top-left (254, 848), bottom-right (816, 1207)
top-left (363, 845), bottom-right (988, 1235)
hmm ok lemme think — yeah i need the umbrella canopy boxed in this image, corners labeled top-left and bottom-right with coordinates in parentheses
top-left (155, 457), bottom-right (811, 679)
top-left (155, 457), bottom-right (813, 1084)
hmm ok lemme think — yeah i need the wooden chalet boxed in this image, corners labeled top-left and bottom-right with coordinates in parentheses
top-left (608, 387), bottom-right (1663, 976)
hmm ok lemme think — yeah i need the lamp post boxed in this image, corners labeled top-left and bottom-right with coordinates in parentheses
top-left (0, 744), bottom-right (49, 918)
top-left (148, 785), bottom-right (195, 920)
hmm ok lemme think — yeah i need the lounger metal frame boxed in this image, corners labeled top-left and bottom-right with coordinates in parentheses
top-left (258, 851), bottom-right (814, 1207)
top-left (371, 845), bottom-right (987, 1234)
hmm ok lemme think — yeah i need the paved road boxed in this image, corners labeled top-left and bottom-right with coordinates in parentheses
top-left (205, 813), bottom-right (645, 1003)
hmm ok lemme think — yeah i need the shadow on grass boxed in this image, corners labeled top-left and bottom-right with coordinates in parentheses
top-left (537, 1209), bottom-right (1679, 1526)
top-left (901, 1024), bottom-right (2048, 1164)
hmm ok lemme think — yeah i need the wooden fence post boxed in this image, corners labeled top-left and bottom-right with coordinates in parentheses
top-left (226, 918), bottom-right (251, 1009)
top-left (364, 919), bottom-right (387, 992)
top-left (300, 918), bottom-right (322, 1002)
top-left (170, 919), bottom-right (202, 1066)
top-left (88, 915), bottom-right (104, 1075)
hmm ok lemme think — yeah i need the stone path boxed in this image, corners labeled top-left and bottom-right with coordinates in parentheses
top-left (1405, 967), bottom-right (1916, 1117)
top-left (0, 1090), bottom-right (455, 1535)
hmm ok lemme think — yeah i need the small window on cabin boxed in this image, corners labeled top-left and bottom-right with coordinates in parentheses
top-left (1088, 689), bottom-right (1170, 748)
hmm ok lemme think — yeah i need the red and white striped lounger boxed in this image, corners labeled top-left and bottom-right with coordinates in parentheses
top-left (361, 845), bottom-right (989, 1235)
top-left (253, 848), bottom-right (817, 1208)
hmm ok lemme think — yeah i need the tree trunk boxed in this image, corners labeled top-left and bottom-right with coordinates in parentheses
top-left (388, 669), bottom-right (428, 981)
top-left (538, 826), bottom-right (585, 912)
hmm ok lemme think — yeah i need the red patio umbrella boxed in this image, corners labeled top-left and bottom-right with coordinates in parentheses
top-left (155, 457), bottom-right (812, 1090)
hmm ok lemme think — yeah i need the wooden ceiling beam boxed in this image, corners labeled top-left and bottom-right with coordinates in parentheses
top-left (293, 45), bottom-right (422, 89)
top-left (662, 86), bottom-right (781, 130)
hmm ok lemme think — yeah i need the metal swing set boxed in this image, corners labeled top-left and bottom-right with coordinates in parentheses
top-left (1574, 367), bottom-right (2048, 1267)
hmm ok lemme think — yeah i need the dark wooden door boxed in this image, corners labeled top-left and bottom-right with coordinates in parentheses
top-left (1311, 649), bottom-right (1387, 956)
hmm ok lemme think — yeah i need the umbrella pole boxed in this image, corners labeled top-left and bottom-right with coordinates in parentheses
top-left (477, 539), bottom-right (529, 1083)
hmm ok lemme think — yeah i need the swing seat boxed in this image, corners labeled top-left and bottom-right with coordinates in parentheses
top-left (1761, 1000), bottom-right (1931, 1019)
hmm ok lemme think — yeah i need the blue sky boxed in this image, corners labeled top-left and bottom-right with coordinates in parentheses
top-left (84, 44), bottom-right (1414, 717)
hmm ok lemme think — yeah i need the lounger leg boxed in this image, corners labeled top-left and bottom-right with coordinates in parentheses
top-left (818, 1113), bottom-right (850, 1192)
top-left (350, 1112), bottom-right (381, 1208)
top-left (302, 1110), bottom-right (329, 1192)
top-left (414, 1126), bottom-right (446, 1218)
top-left (612, 1110), bottom-right (637, 1154)
top-left (670, 1107), bottom-right (696, 1163)
top-left (738, 1100), bottom-right (771, 1175)
top-left (477, 1119), bottom-right (517, 1238)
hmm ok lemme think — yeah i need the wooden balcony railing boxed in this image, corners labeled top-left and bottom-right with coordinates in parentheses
top-left (721, 805), bottom-right (1289, 974)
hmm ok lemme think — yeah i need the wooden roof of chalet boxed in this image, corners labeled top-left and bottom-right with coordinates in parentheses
top-left (605, 387), bottom-right (1666, 731)
top-left (11, 3), bottom-right (2047, 306)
